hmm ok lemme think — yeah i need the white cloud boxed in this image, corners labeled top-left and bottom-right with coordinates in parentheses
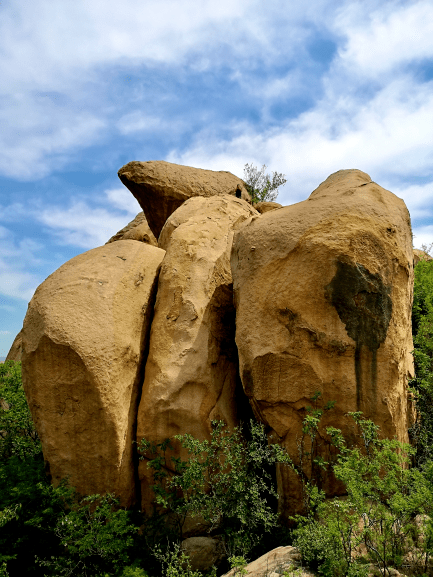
top-left (0, 226), bottom-right (43, 301)
top-left (38, 201), bottom-right (136, 249)
top-left (413, 225), bottom-right (433, 250)
top-left (104, 188), bottom-right (141, 215)
top-left (335, 1), bottom-right (433, 78)
top-left (168, 72), bottom-right (433, 208)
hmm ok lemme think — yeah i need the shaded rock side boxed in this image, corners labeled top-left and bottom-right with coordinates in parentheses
top-left (137, 195), bottom-right (258, 513)
top-left (231, 169), bottom-right (414, 515)
top-left (21, 240), bottom-right (165, 506)
top-left (106, 211), bottom-right (157, 246)
top-left (181, 537), bottom-right (225, 572)
top-left (6, 330), bottom-right (23, 362)
top-left (118, 160), bottom-right (251, 238)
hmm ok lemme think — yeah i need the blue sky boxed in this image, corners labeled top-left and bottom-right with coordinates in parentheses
top-left (1, 0), bottom-right (433, 357)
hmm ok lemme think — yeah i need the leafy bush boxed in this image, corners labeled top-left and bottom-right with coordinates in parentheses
top-left (243, 163), bottom-right (286, 204)
top-left (0, 360), bottom-right (40, 461)
top-left (37, 494), bottom-right (138, 576)
top-left (293, 411), bottom-right (431, 577)
top-left (139, 420), bottom-right (292, 559)
top-left (411, 257), bottom-right (433, 465)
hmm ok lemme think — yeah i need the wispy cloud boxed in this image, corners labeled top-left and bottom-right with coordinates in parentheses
top-left (36, 189), bottom-right (141, 249)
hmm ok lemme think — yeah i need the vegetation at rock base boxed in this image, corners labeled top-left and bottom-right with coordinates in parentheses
top-left (410, 253), bottom-right (433, 465)
top-left (243, 163), bottom-right (287, 204)
top-left (3, 256), bottom-right (433, 575)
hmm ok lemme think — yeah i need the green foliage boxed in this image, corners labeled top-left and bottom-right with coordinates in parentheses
top-left (139, 420), bottom-right (292, 559)
top-left (293, 410), bottom-right (431, 577)
top-left (411, 257), bottom-right (433, 464)
top-left (243, 163), bottom-right (287, 204)
top-left (37, 494), bottom-right (138, 576)
top-left (227, 555), bottom-right (248, 576)
top-left (0, 361), bottom-right (40, 461)
top-left (0, 361), bottom-right (72, 576)
top-left (152, 542), bottom-right (216, 577)
top-left (119, 566), bottom-right (149, 577)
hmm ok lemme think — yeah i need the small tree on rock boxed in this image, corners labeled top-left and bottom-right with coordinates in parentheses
top-left (243, 163), bottom-right (287, 204)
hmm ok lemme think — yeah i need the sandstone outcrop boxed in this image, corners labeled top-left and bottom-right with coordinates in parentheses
top-left (413, 248), bottom-right (433, 266)
top-left (231, 169), bottom-right (414, 514)
top-left (222, 546), bottom-right (310, 577)
top-left (254, 201), bottom-right (282, 214)
top-left (6, 330), bottom-right (23, 362)
top-left (106, 211), bottom-right (157, 246)
top-left (20, 160), bottom-right (416, 532)
top-left (21, 240), bottom-right (165, 506)
top-left (118, 160), bottom-right (251, 238)
top-left (137, 195), bottom-right (257, 512)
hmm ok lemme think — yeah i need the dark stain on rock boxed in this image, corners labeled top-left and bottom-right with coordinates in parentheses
top-left (325, 261), bottom-right (392, 412)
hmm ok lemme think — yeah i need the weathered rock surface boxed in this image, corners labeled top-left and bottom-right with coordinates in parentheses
top-left (181, 537), bottom-right (225, 572)
top-left (21, 240), bottom-right (165, 506)
top-left (6, 330), bottom-right (23, 362)
top-left (254, 201), bottom-right (282, 214)
top-left (231, 169), bottom-right (414, 514)
top-left (222, 546), bottom-right (311, 577)
top-left (106, 211), bottom-right (157, 246)
top-left (137, 195), bottom-right (257, 512)
top-left (118, 160), bottom-right (251, 238)
top-left (413, 248), bottom-right (433, 266)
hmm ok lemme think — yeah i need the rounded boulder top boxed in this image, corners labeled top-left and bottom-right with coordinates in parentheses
top-left (118, 160), bottom-right (251, 238)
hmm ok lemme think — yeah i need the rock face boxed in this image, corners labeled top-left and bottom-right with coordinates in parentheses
top-left (118, 160), bottom-right (251, 238)
top-left (106, 212), bottom-right (157, 246)
top-left (254, 201), bottom-right (282, 214)
top-left (181, 537), bottom-right (225, 572)
top-left (222, 546), bottom-right (309, 577)
top-left (20, 161), bottom-right (415, 530)
top-left (137, 195), bottom-right (257, 512)
top-left (6, 330), bottom-right (23, 362)
top-left (21, 240), bottom-right (165, 506)
top-left (231, 169), bottom-right (414, 514)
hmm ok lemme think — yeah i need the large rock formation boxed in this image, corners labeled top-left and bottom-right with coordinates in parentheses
top-left (231, 169), bottom-right (414, 514)
top-left (20, 161), bottom-right (415, 531)
top-left (118, 160), bottom-right (251, 238)
top-left (137, 194), bottom-right (257, 512)
top-left (21, 240), bottom-right (165, 506)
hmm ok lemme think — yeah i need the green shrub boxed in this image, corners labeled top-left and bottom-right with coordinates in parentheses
top-left (411, 257), bottom-right (433, 464)
top-left (37, 493), bottom-right (138, 576)
top-left (139, 420), bottom-right (292, 559)
top-left (293, 410), bottom-right (431, 577)
top-left (243, 163), bottom-right (286, 204)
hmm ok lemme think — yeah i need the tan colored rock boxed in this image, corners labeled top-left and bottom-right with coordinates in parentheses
top-left (106, 212), bottom-right (157, 246)
top-left (6, 330), bottom-right (23, 362)
top-left (231, 169), bottom-right (414, 515)
top-left (181, 537), bottom-right (225, 572)
top-left (222, 546), bottom-right (312, 577)
top-left (254, 201), bottom-right (282, 214)
top-left (137, 195), bottom-right (258, 513)
top-left (118, 160), bottom-right (251, 238)
top-left (413, 248), bottom-right (433, 266)
top-left (21, 240), bottom-right (165, 506)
